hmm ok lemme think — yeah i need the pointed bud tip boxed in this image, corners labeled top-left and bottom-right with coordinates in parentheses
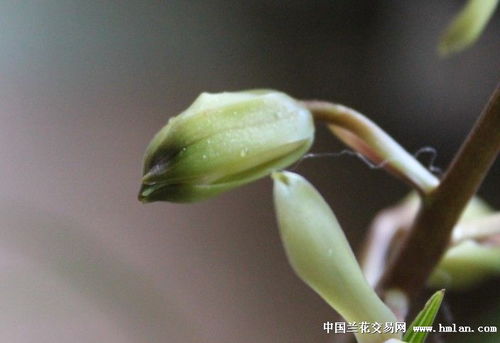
top-left (138, 184), bottom-right (153, 203)
top-left (272, 171), bottom-right (309, 198)
top-left (271, 170), bottom-right (307, 187)
top-left (271, 171), bottom-right (291, 186)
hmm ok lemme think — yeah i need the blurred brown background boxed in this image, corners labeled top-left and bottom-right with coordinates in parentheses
top-left (0, 1), bottom-right (499, 342)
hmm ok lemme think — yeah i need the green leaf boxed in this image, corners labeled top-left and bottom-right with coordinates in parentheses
top-left (403, 290), bottom-right (445, 343)
top-left (438, 0), bottom-right (499, 57)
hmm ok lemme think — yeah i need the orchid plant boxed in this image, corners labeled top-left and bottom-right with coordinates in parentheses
top-left (138, 2), bottom-right (499, 342)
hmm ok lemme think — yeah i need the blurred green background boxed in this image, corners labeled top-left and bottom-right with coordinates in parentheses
top-left (0, 1), bottom-right (499, 342)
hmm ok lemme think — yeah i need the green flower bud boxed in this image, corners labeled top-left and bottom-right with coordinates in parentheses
top-left (273, 171), bottom-right (399, 343)
top-left (429, 200), bottom-right (500, 290)
top-left (429, 240), bottom-right (500, 290)
top-left (139, 90), bottom-right (314, 203)
top-left (438, 0), bottom-right (499, 57)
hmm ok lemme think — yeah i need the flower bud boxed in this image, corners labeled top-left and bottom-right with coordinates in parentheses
top-left (273, 171), bottom-right (399, 343)
top-left (139, 90), bottom-right (314, 203)
top-left (429, 240), bottom-right (500, 290)
top-left (429, 200), bottom-right (500, 290)
top-left (438, 0), bottom-right (499, 56)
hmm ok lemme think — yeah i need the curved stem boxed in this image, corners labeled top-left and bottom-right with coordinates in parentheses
top-left (302, 101), bottom-right (439, 194)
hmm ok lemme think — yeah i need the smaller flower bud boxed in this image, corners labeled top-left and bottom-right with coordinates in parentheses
top-left (438, 0), bottom-right (499, 56)
top-left (429, 200), bottom-right (500, 290)
top-left (273, 171), bottom-right (399, 343)
top-left (139, 90), bottom-right (314, 203)
top-left (428, 240), bottom-right (500, 290)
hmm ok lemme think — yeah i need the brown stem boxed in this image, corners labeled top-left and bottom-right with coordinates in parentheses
top-left (377, 84), bottom-right (500, 300)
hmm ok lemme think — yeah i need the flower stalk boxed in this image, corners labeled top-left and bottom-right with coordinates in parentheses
top-left (302, 101), bottom-right (439, 194)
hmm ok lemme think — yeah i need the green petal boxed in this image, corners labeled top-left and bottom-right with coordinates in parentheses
top-left (439, 0), bottom-right (499, 56)
top-left (273, 171), bottom-right (399, 343)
